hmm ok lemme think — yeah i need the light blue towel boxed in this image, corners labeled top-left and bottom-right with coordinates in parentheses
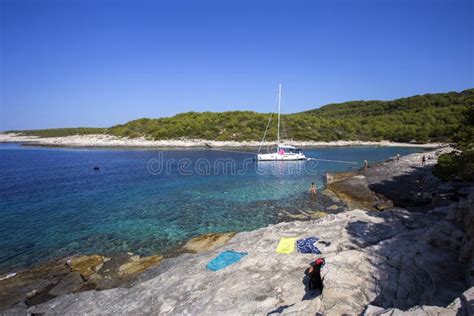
top-left (206, 251), bottom-right (247, 271)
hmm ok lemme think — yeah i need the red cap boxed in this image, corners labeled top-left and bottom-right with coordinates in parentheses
top-left (315, 258), bottom-right (325, 266)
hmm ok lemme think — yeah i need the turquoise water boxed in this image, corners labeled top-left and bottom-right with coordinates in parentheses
top-left (0, 143), bottom-right (423, 271)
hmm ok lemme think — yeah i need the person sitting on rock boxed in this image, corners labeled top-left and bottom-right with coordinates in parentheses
top-left (308, 258), bottom-right (325, 291)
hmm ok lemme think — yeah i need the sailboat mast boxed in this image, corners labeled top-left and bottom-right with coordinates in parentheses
top-left (277, 83), bottom-right (281, 144)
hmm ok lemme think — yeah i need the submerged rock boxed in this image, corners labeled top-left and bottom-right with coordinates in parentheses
top-left (283, 210), bottom-right (328, 220)
top-left (67, 255), bottom-right (105, 277)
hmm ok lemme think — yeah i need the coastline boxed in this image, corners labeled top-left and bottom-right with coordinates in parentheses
top-left (1, 147), bottom-right (473, 314)
top-left (0, 133), bottom-right (447, 149)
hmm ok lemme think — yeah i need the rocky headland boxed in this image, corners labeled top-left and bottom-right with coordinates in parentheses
top-left (1, 148), bottom-right (473, 315)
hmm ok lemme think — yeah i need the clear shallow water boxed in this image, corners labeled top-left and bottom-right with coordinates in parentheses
top-left (0, 143), bottom-right (423, 271)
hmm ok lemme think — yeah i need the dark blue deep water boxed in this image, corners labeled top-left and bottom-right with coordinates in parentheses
top-left (0, 143), bottom-right (423, 271)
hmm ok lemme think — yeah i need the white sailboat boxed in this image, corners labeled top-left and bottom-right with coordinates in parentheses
top-left (257, 84), bottom-right (306, 161)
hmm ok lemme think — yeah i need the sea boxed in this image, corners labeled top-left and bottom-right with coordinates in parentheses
top-left (0, 143), bottom-right (424, 271)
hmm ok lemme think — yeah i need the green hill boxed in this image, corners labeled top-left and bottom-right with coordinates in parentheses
top-left (294, 88), bottom-right (473, 142)
top-left (108, 88), bottom-right (473, 142)
top-left (6, 88), bottom-right (474, 143)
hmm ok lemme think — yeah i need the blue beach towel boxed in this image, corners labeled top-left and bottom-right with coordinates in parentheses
top-left (296, 237), bottom-right (321, 254)
top-left (206, 251), bottom-right (247, 271)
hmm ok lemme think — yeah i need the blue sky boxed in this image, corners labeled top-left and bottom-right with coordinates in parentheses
top-left (1, 0), bottom-right (472, 130)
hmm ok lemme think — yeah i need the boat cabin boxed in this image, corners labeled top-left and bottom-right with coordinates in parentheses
top-left (277, 145), bottom-right (302, 154)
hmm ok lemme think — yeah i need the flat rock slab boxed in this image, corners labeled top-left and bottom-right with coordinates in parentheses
top-left (327, 174), bottom-right (383, 210)
top-left (117, 255), bottom-right (163, 276)
top-left (183, 232), bottom-right (237, 253)
top-left (48, 272), bottom-right (84, 297)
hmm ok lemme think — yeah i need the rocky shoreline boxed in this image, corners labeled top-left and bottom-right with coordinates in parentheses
top-left (326, 147), bottom-right (456, 211)
top-left (0, 133), bottom-right (446, 149)
top-left (0, 198), bottom-right (345, 312)
top-left (0, 252), bottom-right (164, 312)
top-left (1, 148), bottom-right (473, 314)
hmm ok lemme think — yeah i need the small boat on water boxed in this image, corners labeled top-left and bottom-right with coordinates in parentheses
top-left (257, 84), bottom-right (307, 161)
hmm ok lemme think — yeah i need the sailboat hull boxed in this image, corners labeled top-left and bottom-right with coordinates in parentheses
top-left (257, 153), bottom-right (307, 161)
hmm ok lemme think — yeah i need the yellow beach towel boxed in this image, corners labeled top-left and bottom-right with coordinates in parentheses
top-left (276, 237), bottom-right (297, 254)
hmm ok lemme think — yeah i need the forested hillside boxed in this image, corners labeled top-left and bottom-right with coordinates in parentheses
top-left (296, 88), bottom-right (473, 142)
top-left (6, 89), bottom-right (473, 143)
top-left (108, 88), bottom-right (473, 142)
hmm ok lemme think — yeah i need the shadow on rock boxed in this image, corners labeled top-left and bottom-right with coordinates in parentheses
top-left (266, 303), bottom-right (295, 315)
top-left (365, 164), bottom-right (464, 211)
top-left (343, 192), bottom-right (472, 312)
